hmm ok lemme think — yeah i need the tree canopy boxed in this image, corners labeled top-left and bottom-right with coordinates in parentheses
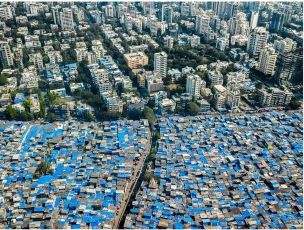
top-left (186, 102), bottom-right (200, 115)
top-left (0, 75), bottom-right (8, 86)
top-left (144, 106), bottom-right (156, 128)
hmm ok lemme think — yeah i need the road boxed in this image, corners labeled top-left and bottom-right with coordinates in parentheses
top-left (112, 132), bottom-right (152, 229)
top-left (20, 123), bottom-right (32, 147)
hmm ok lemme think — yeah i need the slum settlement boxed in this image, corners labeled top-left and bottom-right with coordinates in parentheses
top-left (0, 119), bottom-right (150, 228)
top-left (125, 112), bottom-right (303, 229)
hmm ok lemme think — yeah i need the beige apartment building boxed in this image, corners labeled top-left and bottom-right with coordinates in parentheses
top-left (124, 52), bottom-right (148, 70)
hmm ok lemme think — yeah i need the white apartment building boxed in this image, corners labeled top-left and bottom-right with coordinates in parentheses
top-left (60, 8), bottom-right (74, 31)
top-left (274, 38), bottom-right (297, 54)
top-left (258, 46), bottom-right (277, 76)
top-left (186, 74), bottom-right (203, 98)
top-left (213, 85), bottom-right (227, 110)
top-left (258, 87), bottom-right (293, 107)
top-left (90, 68), bottom-right (112, 95)
top-left (250, 11), bottom-right (259, 30)
top-left (226, 71), bottom-right (247, 85)
top-left (216, 37), bottom-right (229, 51)
top-left (0, 4), bottom-right (14, 20)
top-left (227, 89), bottom-right (240, 109)
top-left (75, 48), bottom-right (88, 62)
top-left (190, 35), bottom-right (200, 48)
top-left (208, 70), bottom-right (224, 87)
top-left (19, 66), bottom-right (39, 89)
top-left (247, 27), bottom-right (268, 57)
top-left (195, 14), bottom-right (210, 34)
top-left (29, 53), bottom-right (44, 71)
top-left (163, 35), bottom-right (174, 49)
top-left (0, 40), bottom-right (13, 67)
top-left (48, 51), bottom-right (63, 64)
top-left (154, 52), bottom-right (167, 78)
top-left (25, 35), bottom-right (41, 48)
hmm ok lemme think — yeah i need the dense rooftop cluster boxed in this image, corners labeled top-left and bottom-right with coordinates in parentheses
top-left (0, 119), bottom-right (150, 228)
top-left (125, 112), bottom-right (303, 229)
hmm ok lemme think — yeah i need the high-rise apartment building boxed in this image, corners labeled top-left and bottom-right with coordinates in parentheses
top-left (258, 46), bottom-right (277, 76)
top-left (180, 2), bottom-right (190, 17)
top-left (208, 70), bottom-right (224, 87)
top-left (250, 11), bottom-right (259, 30)
top-left (274, 38), bottom-right (297, 54)
top-left (186, 74), bottom-right (203, 98)
top-left (0, 40), bottom-right (14, 67)
top-left (162, 4), bottom-right (173, 23)
top-left (195, 14), bottom-right (210, 34)
top-left (276, 48), bottom-right (303, 85)
top-left (154, 52), bottom-right (167, 78)
top-left (270, 11), bottom-right (285, 33)
top-left (247, 27), bottom-right (268, 57)
top-left (60, 8), bottom-right (74, 31)
top-left (52, 5), bottom-right (61, 25)
top-left (0, 4), bottom-right (14, 20)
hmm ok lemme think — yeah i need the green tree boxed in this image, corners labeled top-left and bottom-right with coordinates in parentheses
top-left (255, 82), bottom-right (263, 89)
top-left (77, 60), bottom-right (91, 85)
top-left (22, 48), bottom-right (31, 68)
top-left (148, 148), bottom-right (157, 162)
top-left (153, 131), bottom-right (160, 141)
top-left (43, 55), bottom-right (50, 64)
top-left (23, 98), bottom-right (31, 112)
top-left (163, 75), bottom-right (172, 85)
top-left (0, 75), bottom-right (8, 86)
top-left (38, 92), bottom-right (46, 118)
top-left (5, 105), bottom-right (17, 120)
top-left (34, 161), bottom-right (53, 178)
top-left (53, 40), bottom-right (61, 50)
top-left (186, 102), bottom-right (200, 115)
top-left (47, 112), bottom-right (57, 122)
top-left (144, 106), bottom-right (156, 128)
top-left (128, 109), bottom-right (143, 120)
top-left (15, 2), bottom-right (26, 15)
top-left (143, 171), bottom-right (154, 182)
top-left (290, 99), bottom-right (302, 110)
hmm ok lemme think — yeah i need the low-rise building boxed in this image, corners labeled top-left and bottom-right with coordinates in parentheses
top-left (50, 104), bottom-right (70, 121)
top-left (25, 35), bottom-right (41, 48)
top-left (146, 76), bottom-right (164, 94)
top-left (124, 52), bottom-right (148, 70)
top-left (106, 96), bottom-right (124, 113)
top-left (167, 69), bottom-right (181, 82)
top-left (208, 70), bottom-right (223, 87)
top-left (19, 66), bottom-right (39, 89)
top-left (29, 53), bottom-right (44, 71)
top-left (47, 51), bottom-right (63, 64)
top-left (127, 96), bottom-right (144, 111)
top-left (197, 98), bottom-right (210, 112)
top-left (29, 94), bottom-right (40, 113)
top-left (258, 88), bottom-right (293, 107)
top-left (159, 98), bottom-right (176, 115)
top-left (0, 93), bottom-right (11, 107)
top-left (213, 85), bottom-right (227, 111)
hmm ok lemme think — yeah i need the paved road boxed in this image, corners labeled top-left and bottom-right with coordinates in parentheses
top-left (112, 133), bottom-right (152, 229)
top-left (20, 124), bottom-right (32, 147)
